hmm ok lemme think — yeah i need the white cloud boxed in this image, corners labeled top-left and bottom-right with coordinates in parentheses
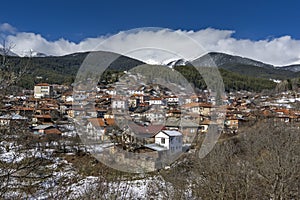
top-left (2, 24), bottom-right (300, 66)
top-left (0, 23), bottom-right (17, 43)
top-left (0, 23), bottom-right (17, 33)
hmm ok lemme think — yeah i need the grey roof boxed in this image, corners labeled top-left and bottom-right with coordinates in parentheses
top-left (144, 143), bottom-right (168, 151)
top-left (162, 130), bottom-right (182, 137)
top-left (32, 124), bottom-right (53, 130)
top-left (180, 119), bottom-right (199, 127)
top-left (165, 117), bottom-right (199, 127)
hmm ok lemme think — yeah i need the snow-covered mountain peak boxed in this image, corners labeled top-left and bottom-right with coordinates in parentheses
top-left (165, 58), bottom-right (190, 68)
top-left (16, 49), bottom-right (49, 57)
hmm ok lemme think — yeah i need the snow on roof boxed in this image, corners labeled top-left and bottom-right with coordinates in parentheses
top-left (0, 113), bottom-right (28, 120)
top-left (32, 124), bottom-right (54, 130)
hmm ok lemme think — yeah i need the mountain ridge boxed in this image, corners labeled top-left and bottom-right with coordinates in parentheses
top-left (3, 49), bottom-right (300, 72)
top-left (163, 52), bottom-right (300, 73)
top-left (2, 50), bottom-right (300, 90)
top-left (192, 52), bottom-right (274, 69)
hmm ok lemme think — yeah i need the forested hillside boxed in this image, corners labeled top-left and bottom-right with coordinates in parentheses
top-left (2, 52), bottom-right (300, 92)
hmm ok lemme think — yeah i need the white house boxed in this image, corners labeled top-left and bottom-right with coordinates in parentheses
top-left (86, 118), bottom-right (106, 141)
top-left (166, 96), bottom-right (179, 105)
top-left (145, 112), bottom-right (165, 123)
top-left (149, 97), bottom-right (163, 106)
top-left (34, 83), bottom-right (53, 98)
top-left (65, 96), bottom-right (74, 102)
top-left (112, 99), bottom-right (126, 109)
top-left (154, 130), bottom-right (182, 154)
top-left (128, 97), bottom-right (137, 108)
top-left (183, 103), bottom-right (212, 116)
top-left (106, 89), bottom-right (116, 96)
top-left (128, 90), bottom-right (144, 95)
top-left (182, 102), bottom-right (201, 114)
top-left (142, 130), bottom-right (183, 169)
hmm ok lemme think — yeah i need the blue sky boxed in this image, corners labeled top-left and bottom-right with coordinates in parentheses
top-left (1, 0), bottom-right (300, 42)
top-left (1, 0), bottom-right (300, 66)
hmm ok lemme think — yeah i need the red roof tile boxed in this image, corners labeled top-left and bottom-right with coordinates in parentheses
top-left (44, 128), bottom-right (62, 134)
top-left (35, 83), bottom-right (50, 86)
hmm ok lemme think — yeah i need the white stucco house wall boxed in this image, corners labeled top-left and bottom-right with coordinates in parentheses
top-left (166, 96), bottom-right (179, 104)
top-left (106, 89), bottom-right (116, 96)
top-left (86, 118), bottom-right (106, 141)
top-left (149, 98), bottom-right (163, 106)
top-left (154, 130), bottom-right (182, 154)
top-left (128, 90), bottom-right (144, 95)
top-left (65, 96), bottom-right (74, 102)
top-left (112, 99), bottom-right (126, 109)
top-left (34, 83), bottom-right (53, 98)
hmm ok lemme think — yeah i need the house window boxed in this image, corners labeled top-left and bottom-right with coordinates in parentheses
top-left (161, 138), bottom-right (165, 144)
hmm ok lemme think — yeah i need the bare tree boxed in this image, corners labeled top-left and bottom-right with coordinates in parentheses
top-left (0, 41), bottom-right (56, 198)
top-left (0, 40), bottom-right (28, 101)
top-left (147, 120), bottom-right (300, 200)
top-left (241, 121), bottom-right (300, 199)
